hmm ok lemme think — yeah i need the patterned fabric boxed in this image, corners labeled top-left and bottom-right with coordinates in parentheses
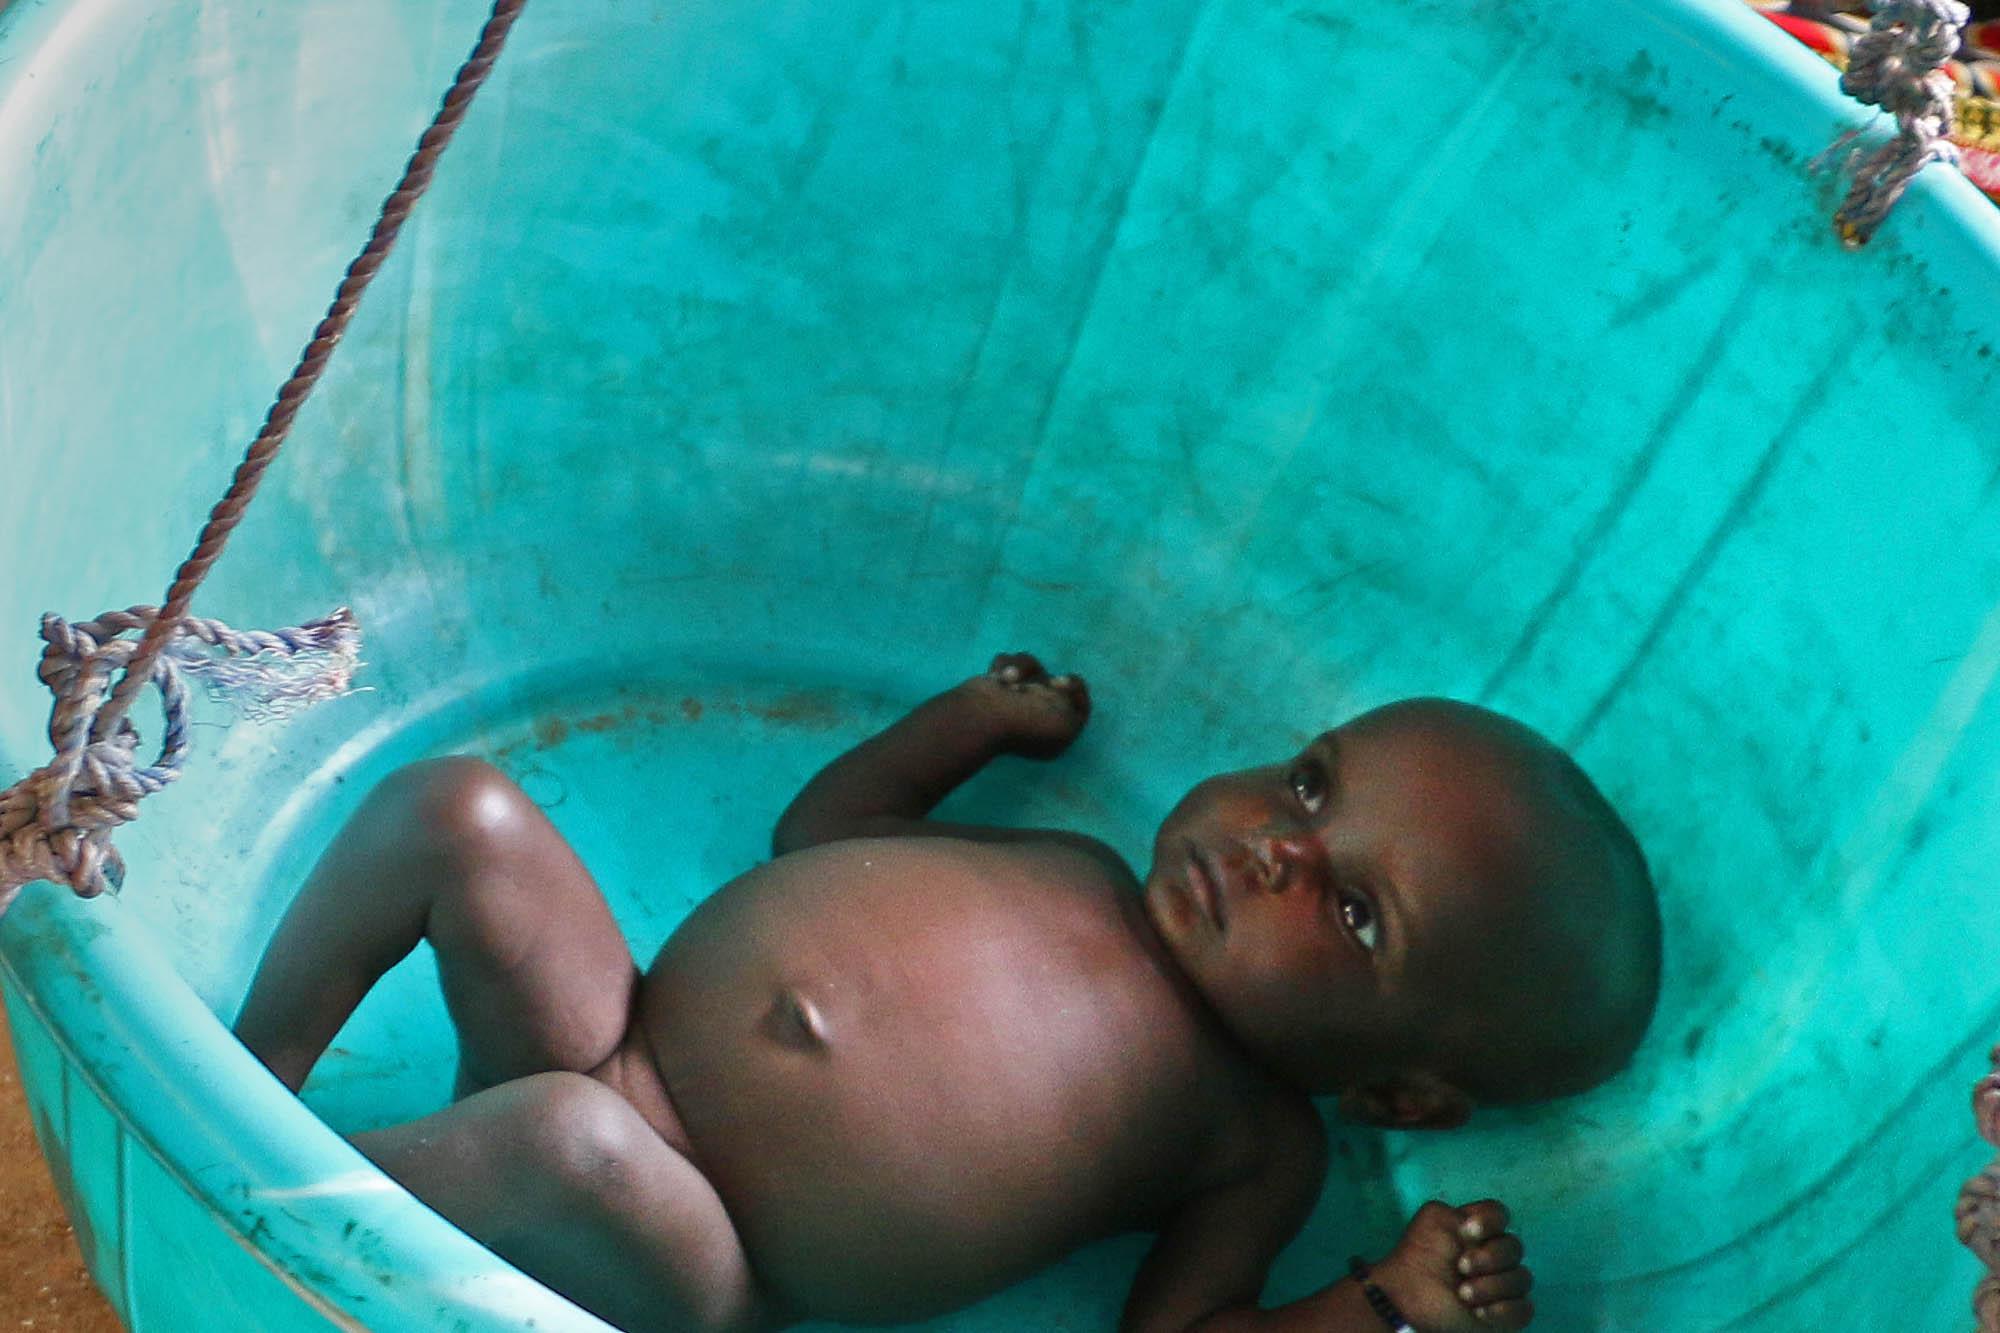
top-left (1747, 0), bottom-right (2000, 203)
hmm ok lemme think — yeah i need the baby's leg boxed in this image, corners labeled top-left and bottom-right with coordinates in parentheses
top-left (354, 1072), bottom-right (765, 1333)
top-left (234, 759), bottom-right (769, 1328)
top-left (233, 756), bottom-right (637, 1097)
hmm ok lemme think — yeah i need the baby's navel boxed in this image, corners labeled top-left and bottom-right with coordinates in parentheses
top-left (759, 986), bottom-right (831, 1053)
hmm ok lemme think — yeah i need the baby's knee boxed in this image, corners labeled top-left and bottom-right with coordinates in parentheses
top-left (372, 756), bottom-right (538, 854)
top-left (505, 1072), bottom-right (662, 1201)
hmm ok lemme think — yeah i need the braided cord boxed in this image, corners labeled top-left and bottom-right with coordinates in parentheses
top-left (93, 0), bottom-right (529, 740)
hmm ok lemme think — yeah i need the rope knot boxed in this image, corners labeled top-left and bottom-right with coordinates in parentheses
top-left (1815, 0), bottom-right (1971, 245)
top-left (0, 607), bottom-right (360, 913)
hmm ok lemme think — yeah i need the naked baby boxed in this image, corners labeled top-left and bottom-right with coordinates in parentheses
top-left (234, 654), bottom-right (1662, 1333)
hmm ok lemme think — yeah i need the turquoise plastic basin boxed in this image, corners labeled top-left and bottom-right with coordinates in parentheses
top-left (4, 0), bottom-right (2000, 1327)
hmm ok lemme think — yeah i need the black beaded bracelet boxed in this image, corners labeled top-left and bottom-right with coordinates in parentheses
top-left (1347, 1256), bottom-right (1418, 1333)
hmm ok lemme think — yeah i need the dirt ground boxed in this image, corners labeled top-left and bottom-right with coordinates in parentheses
top-left (0, 3), bottom-right (122, 1328)
top-left (4, 0), bottom-right (133, 1305)
top-left (0, 1010), bottom-right (122, 1331)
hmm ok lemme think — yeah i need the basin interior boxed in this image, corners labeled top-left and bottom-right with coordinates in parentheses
top-left (3, 0), bottom-right (2000, 1328)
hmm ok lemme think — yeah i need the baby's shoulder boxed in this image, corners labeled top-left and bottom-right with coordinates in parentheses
top-left (1197, 1078), bottom-right (1328, 1200)
top-left (999, 828), bottom-right (1140, 888)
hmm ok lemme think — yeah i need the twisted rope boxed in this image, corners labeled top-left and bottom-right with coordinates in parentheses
top-left (0, 610), bottom-right (360, 912)
top-left (0, 0), bottom-right (527, 909)
top-left (94, 0), bottom-right (528, 742)
top-left (1814, 0), bottom-right (1970, 246)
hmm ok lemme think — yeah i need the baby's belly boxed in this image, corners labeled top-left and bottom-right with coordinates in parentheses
top-left (636, 838), bottom-right (1202, 1324)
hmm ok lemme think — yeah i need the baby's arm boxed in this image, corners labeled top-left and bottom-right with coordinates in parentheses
top-left (1124, 1100), bottom-right (1533, 1332)
top-left (772, 653), bottom-right (1098, 857)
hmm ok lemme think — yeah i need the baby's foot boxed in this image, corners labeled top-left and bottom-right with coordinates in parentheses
top-left (1371, 1199), bottom-right (1534, 1330)
top-left (965, 652), bottom-right (1091, 759)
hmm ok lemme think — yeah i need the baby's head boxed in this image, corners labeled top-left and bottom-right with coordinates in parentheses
top-left (1141, 698), bottom-right (1660, 1129)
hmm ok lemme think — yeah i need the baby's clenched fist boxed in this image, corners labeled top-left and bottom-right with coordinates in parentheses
top-left (959, 652), bottom-right (1091, 759)
top-left (1368, 1199), bottom-right (1533, 1330)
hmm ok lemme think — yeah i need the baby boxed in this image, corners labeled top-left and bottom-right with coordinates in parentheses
top-left (234, 654), bottom-right (1661, 1333)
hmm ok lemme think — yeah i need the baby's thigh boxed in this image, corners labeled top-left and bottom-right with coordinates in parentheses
top-left (380, 757), bottom-right (641, 1089)
top-left (358, 1072), bottom-right (770, 1333)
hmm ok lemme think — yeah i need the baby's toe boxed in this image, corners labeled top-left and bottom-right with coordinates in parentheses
top-left (1457, 1234), bottom-right (1524, 1277)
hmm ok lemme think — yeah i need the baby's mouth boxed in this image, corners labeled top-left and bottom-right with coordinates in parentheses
top-left (1186, 846), bottom-right (1229, 934)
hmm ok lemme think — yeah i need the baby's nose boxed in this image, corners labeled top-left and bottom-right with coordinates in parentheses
top-left (1256, 832), bottom-right (1328, 894)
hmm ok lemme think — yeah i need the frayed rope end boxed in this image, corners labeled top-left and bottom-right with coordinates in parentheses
top-left (0, 606), bottom-right (364, 908)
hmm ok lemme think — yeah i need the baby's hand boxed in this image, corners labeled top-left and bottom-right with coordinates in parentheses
top-left (961, 653), bottom-right (1091, 759)
top-left (1369, 1199), bottom-right (1533, 1330)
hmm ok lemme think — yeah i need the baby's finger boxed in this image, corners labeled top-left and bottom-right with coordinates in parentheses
top-left (1457, 1234), bottom-right (1524, 1277)
top-left (1049, 673), bottom-right (1091, 718)
top-left (1472, 1298), bottom-right (1534, 1328)
top-left (1457, 1266), bottom-right (1532, 1307)
top-left (988, 652), bottom-right (1047, 685)
top-left (1457, 1199), bottom-right (1511, 1243)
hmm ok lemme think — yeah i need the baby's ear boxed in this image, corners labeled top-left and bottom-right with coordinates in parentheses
top-left (1337, 1071), bottom-right (1473, 1130)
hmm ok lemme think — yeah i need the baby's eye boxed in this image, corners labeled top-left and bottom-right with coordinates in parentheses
top-left (1338, 892), bottom-right (1380, 952)
top-left (1287, 759), bottom-right (1327, 811)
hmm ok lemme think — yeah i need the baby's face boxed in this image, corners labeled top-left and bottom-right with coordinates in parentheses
top-left (1141, 700), bottom-right (1563, 1096)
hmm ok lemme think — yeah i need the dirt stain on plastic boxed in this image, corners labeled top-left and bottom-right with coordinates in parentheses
top-left (497, 688), bottom-right (848, 763)
top-left (747, 690), bottom-right (841, 729)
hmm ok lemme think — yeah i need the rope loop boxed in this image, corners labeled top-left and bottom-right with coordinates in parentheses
top-left (1815, 0), bottom-right (1970, 245)
top-left (0, 609), bottom-right (359, 912)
